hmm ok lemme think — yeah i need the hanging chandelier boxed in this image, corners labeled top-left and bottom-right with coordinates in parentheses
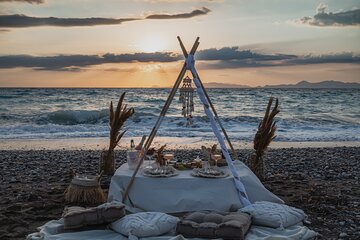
top-left (179, 76), bottom-right (195, 125)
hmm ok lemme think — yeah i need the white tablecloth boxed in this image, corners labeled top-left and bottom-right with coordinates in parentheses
top-left (108, 160), bottom-right (283, 213)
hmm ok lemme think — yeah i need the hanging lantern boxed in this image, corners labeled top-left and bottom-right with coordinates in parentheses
top-left (179, 76), bottom-right (195, 125)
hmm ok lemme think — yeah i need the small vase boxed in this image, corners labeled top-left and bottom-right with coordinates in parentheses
top-left (127, 150), bottom-right (141, 170)
top-left (100, 150), bottom-right (115, 175)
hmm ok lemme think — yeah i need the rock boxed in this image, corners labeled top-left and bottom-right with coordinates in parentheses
top-left (9, 177), bottom-right (18, 183)
top-left (339, 232), bottom-right (348, 238)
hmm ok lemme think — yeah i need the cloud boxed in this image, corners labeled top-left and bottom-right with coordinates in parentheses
top-left (298, 3), bottom-right (360, 27)
top-left (0, 14), bottom-right (139, 27)
top-left (196, 47), bottom-right (297, 61)
top-left (1, 48), bottom-right (359, 71)
top-left (0, 7), bottom-right (211, 28)
top-left (146, 7), bottom-right (210, 19)
top-left (0, 0), bottom-right (44, 4)
top-left (0, 52), bottom-right (182, 71)
top-left (143, 0), bottom-right (221, 3)
top-left (199, 51), bottom-right (360, 69)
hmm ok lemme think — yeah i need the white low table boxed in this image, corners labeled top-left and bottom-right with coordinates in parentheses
top-left (108, 160), bottom-right (283, 214)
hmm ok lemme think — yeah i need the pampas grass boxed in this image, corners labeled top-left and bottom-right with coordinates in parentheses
top-left (100, 92), bottom-right (134, 175)
top-left (108, 92), bottom-right (135, 152)
top-left (250, 97), bottom-right (280, 180)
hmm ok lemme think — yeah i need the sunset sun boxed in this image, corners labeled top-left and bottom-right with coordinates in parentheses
top-left (139, 36), bottom-right (167, 52)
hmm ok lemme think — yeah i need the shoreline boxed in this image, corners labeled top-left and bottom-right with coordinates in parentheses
top-left (0, 137), bottom-right (359, 150)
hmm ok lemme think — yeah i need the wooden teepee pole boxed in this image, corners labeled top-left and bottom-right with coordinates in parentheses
top-left (122, 37), bottom-right (200, 202)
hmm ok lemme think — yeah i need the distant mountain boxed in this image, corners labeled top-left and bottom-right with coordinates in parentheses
top-left (204, 82), bottom-right (251, 88)
top-left (262, 80), bottom-right (360, 89)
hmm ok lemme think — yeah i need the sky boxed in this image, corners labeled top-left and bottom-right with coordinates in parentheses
top-left (0, 0), bottom-right (359, 87)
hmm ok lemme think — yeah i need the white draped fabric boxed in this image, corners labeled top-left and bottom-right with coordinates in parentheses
top-left (186, 54), bottom-right (251, 207)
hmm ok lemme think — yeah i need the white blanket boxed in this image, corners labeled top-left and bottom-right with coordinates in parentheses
top-left (27, 218), bottom-right (318, 240)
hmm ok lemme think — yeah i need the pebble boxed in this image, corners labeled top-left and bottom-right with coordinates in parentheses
top-left (339, 232), bottom-right (348, 238)
top-left (0, 147), bottom-right (359, 239)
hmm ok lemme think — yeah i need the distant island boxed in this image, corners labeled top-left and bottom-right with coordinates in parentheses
top-left (204, 82), bottom-right (251, 88)
top-left (201, 80), bottom-right (359, 89)
top-left (261, 80), bottom-right (360, 89)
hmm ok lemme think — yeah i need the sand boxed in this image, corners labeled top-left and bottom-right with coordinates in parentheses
top-left (0, 146), bottom-right (359, 239)
top-left (0, 137), bottom-right (359, 150)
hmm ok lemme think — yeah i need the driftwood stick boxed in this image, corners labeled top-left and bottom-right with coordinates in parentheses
top-left (177, 36), bottom-right (188, 57)
top-left (122, 37), bottom-right (200, 202)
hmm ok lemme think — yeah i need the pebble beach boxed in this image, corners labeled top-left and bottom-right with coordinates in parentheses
top-left (0, 146), bottom-right (359, 239)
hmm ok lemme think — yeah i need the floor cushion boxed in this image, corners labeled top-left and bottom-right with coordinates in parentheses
top-left (110, 212), bottom-right (179, 239)
top-left (63, 201), bottom-right (125, 229)
top-left (240, 201), bottom-right (306, 229)
top-left (176, 211), bottom-right (251, 240)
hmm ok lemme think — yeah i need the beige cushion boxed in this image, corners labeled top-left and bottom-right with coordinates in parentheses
top-left (240, 201), bottom-right (307, 229)
top-left (176, 211), bottom-right (251, 240)
top-left (62, 201), bottom-right (125, 229)
top-left (111, 212), bottom-right (179, 238)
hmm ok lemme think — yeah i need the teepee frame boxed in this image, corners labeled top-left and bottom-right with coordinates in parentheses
top-left (123, 37), bottom-right (250, 206)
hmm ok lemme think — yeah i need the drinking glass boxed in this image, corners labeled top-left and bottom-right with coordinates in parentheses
top-left (163, 153), bottom-right (174, 166)
top-left (212, 154), bottom-right (222, 167)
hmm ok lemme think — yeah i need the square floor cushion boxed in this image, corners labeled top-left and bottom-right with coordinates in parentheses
top-left (240, 201), bottom-right (307, 229)
top-left (176, 211), bottom-right (251, 240)
top-left (111, 212), bottom-right (179, 239)
top-left (63, 201), bottom-right (126, 229)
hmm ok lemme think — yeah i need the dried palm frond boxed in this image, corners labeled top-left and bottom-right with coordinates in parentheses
top-left (250, 97), bottom-right (280, 180)
top-left (101, 92), bottom-right (134, 175)
top-left (108, 92), bottom-right (135, 152)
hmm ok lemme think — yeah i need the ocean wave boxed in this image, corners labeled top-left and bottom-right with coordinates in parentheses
top-left (38, 109), bottom-right (109, 125)
top-left (1, 88), bottom-right (359, 141)
top-left (0, 122), bottom-right (359, 141)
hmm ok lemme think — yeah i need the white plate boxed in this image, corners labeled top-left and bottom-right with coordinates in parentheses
top-left (191, 168), bottom-right (229, 178)
top-left (142, 167), bottom-right (179, 178)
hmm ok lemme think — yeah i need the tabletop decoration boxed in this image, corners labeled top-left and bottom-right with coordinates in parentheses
top-left (142, 145), bottom-right (179, 177)
top-left (174, 156), bottom-right (203, 170)
top-left (155, 144), bottom-right (167, 166)
top-left (201, 144), bottom-right (218, 165)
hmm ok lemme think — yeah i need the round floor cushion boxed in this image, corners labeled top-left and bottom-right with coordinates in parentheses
top-left (110, 212), bottom-right (179, 239)
top-left (176, 211), bottom-right (252, 240)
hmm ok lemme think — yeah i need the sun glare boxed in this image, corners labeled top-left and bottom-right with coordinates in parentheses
top-left (139, 36), bottom-right (167, 53)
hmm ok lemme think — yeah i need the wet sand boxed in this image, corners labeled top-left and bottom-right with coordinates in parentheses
top-left (0, 137), bottom-right (359, 150)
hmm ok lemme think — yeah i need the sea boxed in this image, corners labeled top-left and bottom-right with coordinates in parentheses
top-left (0, 88), bottom-right (359, 142)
